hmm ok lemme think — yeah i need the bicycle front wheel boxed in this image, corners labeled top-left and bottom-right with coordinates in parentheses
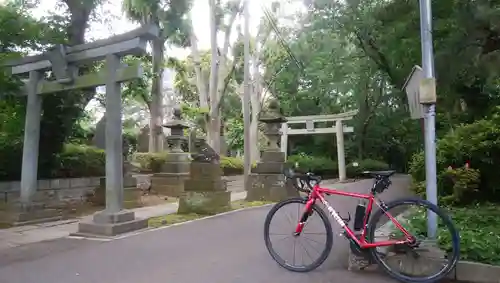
top-left (264, 197), bottom-right (333, 272)
top-left (367, 198), bottom-right (460, 283)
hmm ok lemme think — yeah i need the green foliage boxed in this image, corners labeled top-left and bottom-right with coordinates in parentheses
top-left (132, 152), bottom-right (244, 175)
top-left (220, 156), bottom-right (243, 169)
top-left (403, 204), bottom-right (500, 266)
top-left (220, 156), bottom-right (244, 175)
top-left (346, 159), bottom-right (390, 178)
top-left (410, 117), bottom-right (500, 203)
top-left (286, 153), bottom-right (338, 176)
top-left (441, 167), bottom-right (481, 205)
top-left (132, 152), bottom-right (169, 173)
top-left (53, 144), bottom-right (105, 178)
top-left (226, 117), bottom-right (244, 151)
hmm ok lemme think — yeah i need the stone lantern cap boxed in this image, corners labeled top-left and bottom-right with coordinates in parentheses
top-left (163, 106), bottom-right (189, 130)
top-left (258, 98), bottom-right (287, 123)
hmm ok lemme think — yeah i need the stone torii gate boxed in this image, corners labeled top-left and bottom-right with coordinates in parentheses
top-left (3, 25), bottom-right (158, 235)
top-left (280, 110), bottom-right (358, 181)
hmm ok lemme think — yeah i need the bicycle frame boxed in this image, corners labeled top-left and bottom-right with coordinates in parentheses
top-left (294, 183), bottom-right (414, 249)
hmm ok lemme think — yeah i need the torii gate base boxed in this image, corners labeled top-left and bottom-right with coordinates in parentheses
top-left (280, 111), bottom-right (358, 182)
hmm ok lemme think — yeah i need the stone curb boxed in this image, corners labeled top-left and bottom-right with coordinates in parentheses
top-left (354, 210), bottom-right (500, 283)
top-left (112, 203), bottom-right (275, 241)
top-left (450, 260), bottom-right (500, 283)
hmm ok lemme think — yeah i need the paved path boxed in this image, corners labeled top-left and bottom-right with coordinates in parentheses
top-left (0, 175), bottom-right (411, 283)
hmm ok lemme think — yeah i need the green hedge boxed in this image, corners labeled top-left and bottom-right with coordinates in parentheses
top-left (132, 152), bottom-right (169, 173)
top-left (0, 142), bottom-right (106, 180)
top-left (286, 154), bottom-right (338, 177)
top-left (409, 117), bottom-right (500, 204)
top-left (346, 159), bottom-right (390, 178)
top-left (286, 154), bottom-right (389, 178)
top-left (53, 144), bottom-right (106, 178)
top-left (131, 152), bottom-right (245, 175)
top-left (220, 156), bottom-right (244, 175)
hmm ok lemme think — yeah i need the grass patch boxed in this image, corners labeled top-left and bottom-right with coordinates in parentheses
top-left (397, 203), bottom-right (500, 266)
top-left (148, 199), bottom-right (273, 228)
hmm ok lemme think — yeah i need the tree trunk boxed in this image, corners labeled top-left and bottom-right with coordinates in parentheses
top-left (250, 66), bottom-right (261, 163)
top-left (149, 38), bottom-right (165, 152)
top-left (189, 19), bottom-right (209, 109)
top-left (207, 0), bottom-right (221, 153)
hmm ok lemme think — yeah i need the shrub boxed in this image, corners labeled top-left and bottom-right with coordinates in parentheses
top-left (441, 166), bottom-right (481, 205)
top-left (0, 136), bottom-right (22, 181)
top-left (402, 204), bottom-right (500, 265)
top-left (53, 143), bottom-right (106, 178)
top-left (132, 152), bottom-right (168, 173)
top-left (220, 156), bottom-right (244, 175)
top-left (286, 153), bottom-right (337, 177)
top-left (409, 118), bottom-right (500, 203)
top-left (346, 159), bottom-right (390, 178)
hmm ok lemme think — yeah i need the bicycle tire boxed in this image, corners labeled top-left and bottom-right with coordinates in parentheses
top-left (366, 198), bottom-right (460, 283)
top-left (264, 197), bottom-right (333, 272)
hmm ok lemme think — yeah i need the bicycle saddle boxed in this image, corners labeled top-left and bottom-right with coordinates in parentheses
top-left (362, 170), bottom-right (396, 178)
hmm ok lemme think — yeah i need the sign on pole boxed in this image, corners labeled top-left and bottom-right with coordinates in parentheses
top-left (403, 65), bottom-right (425, 120)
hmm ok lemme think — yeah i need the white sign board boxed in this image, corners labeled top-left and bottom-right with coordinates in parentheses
top-left (403, 65), bottom-right (425, 119)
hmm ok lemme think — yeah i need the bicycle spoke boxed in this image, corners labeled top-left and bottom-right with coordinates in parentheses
top-left (301, 237), bottom-right (323, 255)
top-left (297, 238), bottom-right (315, 263)
top-left (264, 198), bottom-right (333, 272)
top-left (293, 237), bottom-right (297, 266)
top-left (302, 236), bottom-right (325, 246)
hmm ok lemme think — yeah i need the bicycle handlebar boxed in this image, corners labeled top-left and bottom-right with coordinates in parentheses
top-left (283, 167), bottom-right (321, 192)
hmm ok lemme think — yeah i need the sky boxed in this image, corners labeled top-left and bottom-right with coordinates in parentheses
top-left (29, 0), bottom-right (269, 59)
top-left (25, 0), bottom-right (303, 123)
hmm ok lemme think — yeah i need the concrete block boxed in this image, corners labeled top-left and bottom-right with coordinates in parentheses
top-left (88, 177), bottom-right (102, 187)
top-left (70, 178), bottom-right (90, 188)
top-left (50, 178), bottom-right (70, 189)
top-left (455, 261), bottom-right (500, 283)
top-left (38, 179), bottom-right (51, 190)
top-left (177, 191), bottom-right (231, 215)
top-left (75, 210), bottom-right (148, 237)
top-left (10, 181), bottom-right (20, 191)
top-left (0, 182), bottom-right (11, 192)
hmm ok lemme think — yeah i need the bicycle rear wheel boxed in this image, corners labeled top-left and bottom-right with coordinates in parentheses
top-left (264, 197), bottom-right (333, 272)
top-left (367, 198), bottom-right (460, 283)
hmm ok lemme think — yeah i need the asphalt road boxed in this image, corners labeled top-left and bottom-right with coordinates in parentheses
top-left (0, 175), bottom-right (411, 283)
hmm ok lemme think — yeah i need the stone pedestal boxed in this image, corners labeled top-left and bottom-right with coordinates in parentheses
top-left (151, 152), bottom-right (190, 197)
top-left (347, 232), bottom-right (372, 271)
top-left (75, 210), bottom-right (147, 237)
top-left (0, 202), bottom-right (62, 227)
top-left (151, 106), bottom-right (191, 198)
top-left (177, 162), bottom-right (230, 215)
top-left (247, 151), bottom-right (299, 202)
top-left (74, 179), bottom-right (147, 237)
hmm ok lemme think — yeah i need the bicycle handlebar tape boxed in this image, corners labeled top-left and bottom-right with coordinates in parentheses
top-left (246, 99), bottom-right (299, 202)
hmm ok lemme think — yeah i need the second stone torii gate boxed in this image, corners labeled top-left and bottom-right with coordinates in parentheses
top-left (280, 110), bottom-right (358, 181)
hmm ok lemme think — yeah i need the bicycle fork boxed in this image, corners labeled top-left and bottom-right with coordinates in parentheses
top-left (293, 197), bottom-right (316, 236)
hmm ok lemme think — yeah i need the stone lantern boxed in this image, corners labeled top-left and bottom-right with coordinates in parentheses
top-left (246, 98), bottom-right (298, 202)
top-left (149, 106), bottom-right (190, 197)
top-left (259, 98), bottom-right (287, 151)
top-left (163, 106), bottom-right (189, 154)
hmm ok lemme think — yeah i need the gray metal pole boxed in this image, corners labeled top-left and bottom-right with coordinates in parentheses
top-left (242, 0), bottom-right (252, 190)
top-left (419, 0), bottom-right (438, 238)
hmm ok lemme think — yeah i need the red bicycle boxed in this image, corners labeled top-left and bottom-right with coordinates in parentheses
top-left (264, 168), bottom-right (459, 283)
